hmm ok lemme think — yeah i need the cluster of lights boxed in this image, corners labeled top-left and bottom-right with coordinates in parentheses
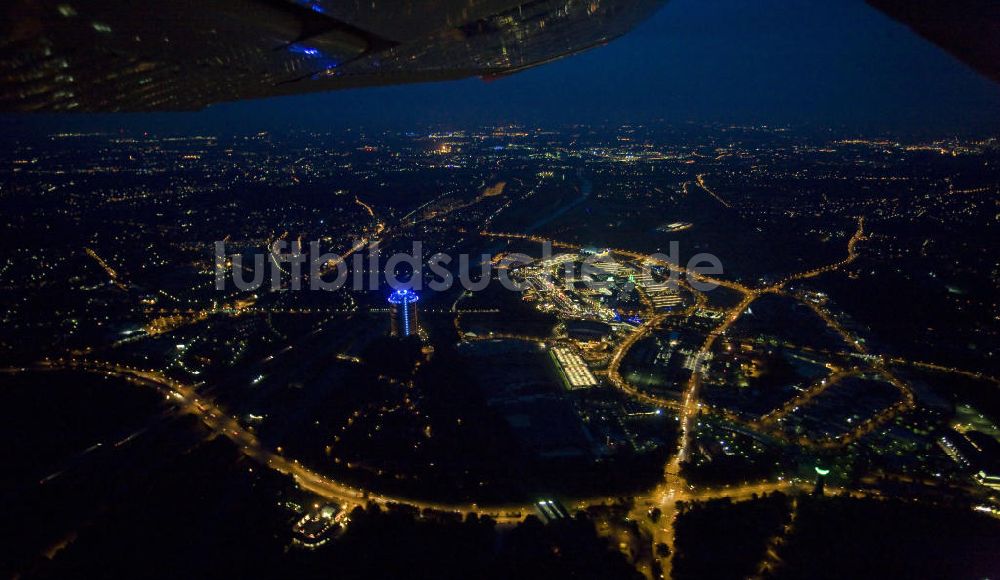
top-left (938, 436), bottom-right (970, 468)
top-left (535, 499), bottom-right (568, 522)
top-left (552, 347), bottom-right (597, 388)
top-left (388, 288), bottom-right (419, 304)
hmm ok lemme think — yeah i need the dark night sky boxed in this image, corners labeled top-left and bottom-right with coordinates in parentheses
top-left (4, 0), bottom-right (1000, 136)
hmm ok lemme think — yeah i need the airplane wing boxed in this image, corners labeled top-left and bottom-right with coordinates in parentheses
top-left (865, 0), bottom-right (1000, 84)
top-left (2, 0), bottom-right (997, 113)
top-left (0, 0), bottom-right (664, 111)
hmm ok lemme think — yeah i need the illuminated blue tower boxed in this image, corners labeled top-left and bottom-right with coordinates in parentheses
top-left (388, 289), bottom-right (419, 337)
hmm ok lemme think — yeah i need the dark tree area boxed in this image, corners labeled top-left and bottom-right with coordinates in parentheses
top-left (360, 335), bottom-right (425, 381)
top-left (672, 493), bottom-right (791, 580)
top-left (19, 432), bottom-right (640, 580)
top-left (748, 352), bottom-right (800, 391)
top-left (27, 437), bottom-right (292, 580)
top-left (767, 496), bottom-right (1000, 580)
top-left (291, 506), bottom-right (642, 580)
top-left (672, 493), bottom-right (1000, 580)
top-left (407, 339), bottom-right (530, 500)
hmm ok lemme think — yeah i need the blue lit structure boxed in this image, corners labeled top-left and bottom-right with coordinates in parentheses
top-left (388, 289), bottom-right (419, 337)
